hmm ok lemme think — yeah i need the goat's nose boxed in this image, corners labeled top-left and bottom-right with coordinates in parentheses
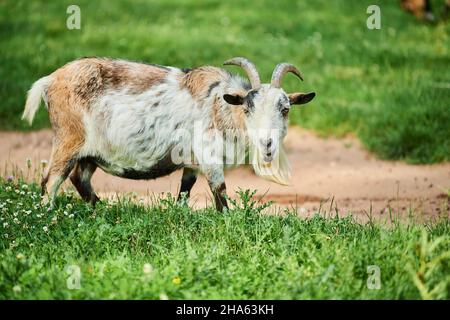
top-left (260, 138), bottom-right (272, 149)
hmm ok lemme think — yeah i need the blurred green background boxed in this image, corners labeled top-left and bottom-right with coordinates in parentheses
top-left (0, 0), bottom-right (449, 163)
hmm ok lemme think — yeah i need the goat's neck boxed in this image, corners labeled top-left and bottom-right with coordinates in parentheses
top-left (210, 91), bottom-right (248, 133)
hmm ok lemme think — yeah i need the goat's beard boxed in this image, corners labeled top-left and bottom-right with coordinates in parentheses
top-left (251, 144), bottom-right (292, 186)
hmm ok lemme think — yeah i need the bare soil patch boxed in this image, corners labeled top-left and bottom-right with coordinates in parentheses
top-left (1, 127), bottom-right (449, 222)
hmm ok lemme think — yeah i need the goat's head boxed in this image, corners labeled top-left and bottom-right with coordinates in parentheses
top-left (223, 57), bottom-right (315, 163)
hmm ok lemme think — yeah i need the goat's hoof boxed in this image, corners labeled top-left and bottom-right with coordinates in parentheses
top-left (41, 195), bottom-right (55, 210)
top-left (90, 195), bottom-right (100, 207)
top-left (177, 192), bottom-right (190, 207)
top-left (41, 194), bottom-right (50, 205)
top-left (177, 198), bottom-right (189, 207)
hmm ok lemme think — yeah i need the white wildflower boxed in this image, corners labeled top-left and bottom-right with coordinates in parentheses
top-left (12, 285), bottom-right (22, 293)
top-left (143, 263), bottom-right (153, 275)
top-left (159, 293), bottom-right (169, 300)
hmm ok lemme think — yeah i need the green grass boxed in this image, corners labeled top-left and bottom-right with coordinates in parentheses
top-left (0, 0), bottom-right (449, 163)
top-left (0, 179), bottom-right (449, 299)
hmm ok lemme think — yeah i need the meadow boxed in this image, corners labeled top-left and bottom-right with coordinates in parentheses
top-left (0, 179), bottom-right (449, 299)
top-left (0, 0), bottom-right (449, 163)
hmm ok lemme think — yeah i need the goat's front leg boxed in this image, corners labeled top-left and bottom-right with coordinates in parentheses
top-left (202, 165), bottom-right (228, 212)
top-left (177, 167), bottom-right (198, 204)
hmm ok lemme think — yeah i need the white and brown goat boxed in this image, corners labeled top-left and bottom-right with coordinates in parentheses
top-left (23, 57), bottom-right (315, 211)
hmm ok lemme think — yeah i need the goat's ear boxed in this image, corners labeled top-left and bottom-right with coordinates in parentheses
top-left (289, 92), bottom-right (316, 105)
top-left (223, 94), bottom-right (245, 105)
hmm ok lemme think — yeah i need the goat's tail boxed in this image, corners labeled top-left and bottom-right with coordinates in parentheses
top-left (22, 75), bottom-right (53, 125)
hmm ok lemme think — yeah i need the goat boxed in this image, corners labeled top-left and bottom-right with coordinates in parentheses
top-left (22, 57), bottom-right (315, 211)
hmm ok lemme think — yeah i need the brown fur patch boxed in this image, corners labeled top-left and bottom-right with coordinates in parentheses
top-left (180, 66), bottom-right (228, 99)
top-left (100, 59), bottom-right (168, 94)
top-left (209, 96), bottom-right (246, 131)
top-left (47, 58), bottom-right (169, 111)
top-left (48, 114), bottom-right (85, 174)
top-left (229, 104), bottom-right (247, 130)
top-left (46, 71), bottom-right (86, 176)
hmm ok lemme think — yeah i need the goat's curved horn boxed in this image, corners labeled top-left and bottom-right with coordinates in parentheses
top-left (270, 63), bottom-right (304, 88)
top-left (223, 57), bottom-right (261, 89)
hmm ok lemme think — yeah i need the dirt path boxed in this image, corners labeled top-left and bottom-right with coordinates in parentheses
top-left (1, 128), bottom-right (449, 221)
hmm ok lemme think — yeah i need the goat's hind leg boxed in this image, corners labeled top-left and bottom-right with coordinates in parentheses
top-left (70, 160), bottom-right (99, 205)
top-left (41, 146), bottom-right (78, 208)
